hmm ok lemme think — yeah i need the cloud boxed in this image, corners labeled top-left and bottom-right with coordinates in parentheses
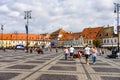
top-left (0, 0), bottom-right (120, 33)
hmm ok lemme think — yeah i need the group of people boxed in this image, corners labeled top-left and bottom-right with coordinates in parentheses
top-left (64, 45), bottom-right (75, 60)
top-left (64, 45), bottom-right (98, 65)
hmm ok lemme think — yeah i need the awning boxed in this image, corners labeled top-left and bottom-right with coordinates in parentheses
top-left (102, 45), bottom-right (117, 47)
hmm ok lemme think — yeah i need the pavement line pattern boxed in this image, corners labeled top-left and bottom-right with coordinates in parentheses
top-left (21, 52), bottom-right (63, 80)
top-left (81, 61), bottom-right (92, 80)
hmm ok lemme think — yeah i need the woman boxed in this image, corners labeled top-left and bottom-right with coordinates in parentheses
top-left (64, 47), bottom-right (69, 60)
top-left (91, 46), bottom-right (97, 64)
top-left (78, 49), bottom-right (82, 59)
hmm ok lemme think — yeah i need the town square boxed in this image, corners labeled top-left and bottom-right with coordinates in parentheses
top-left (0, 0), bottom-right (120, 80)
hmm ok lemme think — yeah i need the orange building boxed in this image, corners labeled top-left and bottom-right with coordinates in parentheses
top-left (0, 33), bottom-right (50, 48)
top-left (81, 26), bottom-right (103, 46)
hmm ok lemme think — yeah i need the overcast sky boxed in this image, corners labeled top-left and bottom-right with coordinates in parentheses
top-left (0, 0), bottom-right (119, 34)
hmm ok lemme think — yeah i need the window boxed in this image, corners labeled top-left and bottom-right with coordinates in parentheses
top-left (104, 39), bottom-right (106, 43)
top-left (114, 39), bottom-right (117, 43)
top-left (111, 39), bottom-right (113, 43)
top-left (106, 33), bottom-right (109, 36)
top-left (89, 40), bottom-right (91, 44)
top-left (107, 39), bottom-right (109, 43)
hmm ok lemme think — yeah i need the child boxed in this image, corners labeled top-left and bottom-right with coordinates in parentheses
top-left (78, 49), bottom-right (82, 59)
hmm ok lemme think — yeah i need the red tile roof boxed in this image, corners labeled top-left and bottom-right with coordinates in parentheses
top-left (81, 27), bottom-right (103, 39)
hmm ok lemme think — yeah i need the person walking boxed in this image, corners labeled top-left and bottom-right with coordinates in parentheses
top-left (30, 47), bottom-right (33, 53)
top-left (84, 45), bottom-right (91, 65)
top-left (69, 45), bottom-right (75, 60)
top-left (77, 49), bottom-right (82, 60)
top-left (64, 47), bottom-right (69, 60)
top-left (91, 46), bottom-right (97, 64)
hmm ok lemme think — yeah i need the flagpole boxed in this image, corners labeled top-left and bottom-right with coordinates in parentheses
top-left (114, 3), bottom-right (120, 53)
top-left (24, 11), bottom-right (32, 53)
top-left (1, 25), bottom-right (3, 49)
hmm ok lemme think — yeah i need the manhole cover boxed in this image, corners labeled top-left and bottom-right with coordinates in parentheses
top-left (57, 61), bottom-right (76, 64)
top-left (0, 72), bottom-right (20, 80)
top-left (36, 74), bottom-right (78, 80)
top-left (92, 67), bottom-right (120, 73)
top-left (25, 61), bottom-right (45, 63)
top-left (49, 66), bottom-right (76, 71)
top-left (7, 65), bottom-right (36, 69)
top-left (101, 76), bottom-right (120, 80)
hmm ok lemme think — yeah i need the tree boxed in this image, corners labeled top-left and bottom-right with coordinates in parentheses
top-left (93, 38), bottom-right (101, 47)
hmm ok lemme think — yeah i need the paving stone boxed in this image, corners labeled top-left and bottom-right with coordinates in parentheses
top-left (59, 59), bottom-right (75, 61)
top-left (101, 76), bottom-right (120, 80)
top-left (7, 65), bottom-right (36, 69)
top-left (0, 72), bottom-right (20, 80)
top-left (49, 66), bottom-right (76, 71)
top-left (0, 60), bottom-right (17, 62)
top-left (90, 63), bottom-right (110, 65)
top-left (36, 58), bottom-right (51, 60)
top-left (92, 67), bottom-right (120, 73)
top-left (57, 61), bottom-right (76, 65)
top-left (25, 61), bottom-right (45, 63)
top-left (36, 74), bottom-right (78, 80)
top-left (112, 60), bottom-right (120, 62)
top-left (14, 58), bottom-right (26, 59)
top-left (90, 60), bottom-right (102, 62)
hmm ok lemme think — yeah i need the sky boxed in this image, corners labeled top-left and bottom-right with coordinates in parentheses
top-left (0, 0), bottom-right (120, 34)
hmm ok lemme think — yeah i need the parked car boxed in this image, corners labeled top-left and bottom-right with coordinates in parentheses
top-left (16, 44), bottom-right (24, 50)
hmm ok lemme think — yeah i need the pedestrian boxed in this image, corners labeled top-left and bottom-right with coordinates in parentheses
top-left (99, 48), bottom-right (102, 56)
top-left (84, 45), bottom-right (91, 65)
top-left (56, 47), bottom-right (58, 53)
top-left (3, 47), bottom-right (6, 52)
top-left (77, 49), bottom-right (82, 59)
top-left (91, 46), bottom-right (97, 64)
top-left (37, 47), bottom-right (41, 54)
top-left (69, 45), bottom-right (75, 60)
top-left (30, 47), bottom-right (33, 53)
top-left (101, 48), bottom-right (104, 55)
top-left (64, 47), bottom-right (69, 60)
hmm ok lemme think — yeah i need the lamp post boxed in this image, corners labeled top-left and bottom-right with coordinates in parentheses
top-left (15, 31), bottom-right (18, 45)
top-left (114, 3), bottom-right (120, 52)
top-left (24, 10), bottom-right (32, 53)
top-left (1, 25), bottom-right (3, 49)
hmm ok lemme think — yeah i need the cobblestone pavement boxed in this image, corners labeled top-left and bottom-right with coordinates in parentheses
top-left (0, 49), bottom-right (119, 80)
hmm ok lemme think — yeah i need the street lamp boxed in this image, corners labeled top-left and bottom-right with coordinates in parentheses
top-left (1, 25), bottom-right (3, 49)
top-left (24, 10), bottom-right (32, 53)
top-left (114, 3), bottom-right (120, 52)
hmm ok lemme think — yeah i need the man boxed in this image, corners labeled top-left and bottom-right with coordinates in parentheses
top-left (84, 45), bottom-right (91, 65)
top-left (69, 45), bottom-right (75, 60)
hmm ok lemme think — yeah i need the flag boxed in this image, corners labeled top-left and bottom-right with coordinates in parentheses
top-left (1, 25), bottom-right (3, 30)
top-left (114, 16), bottom-right (117, 34)
top-left (25, 25), bottom-right (28, 34)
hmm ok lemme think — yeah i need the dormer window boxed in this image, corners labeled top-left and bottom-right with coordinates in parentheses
top-left (105, 33), bottom-right (109, 36)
